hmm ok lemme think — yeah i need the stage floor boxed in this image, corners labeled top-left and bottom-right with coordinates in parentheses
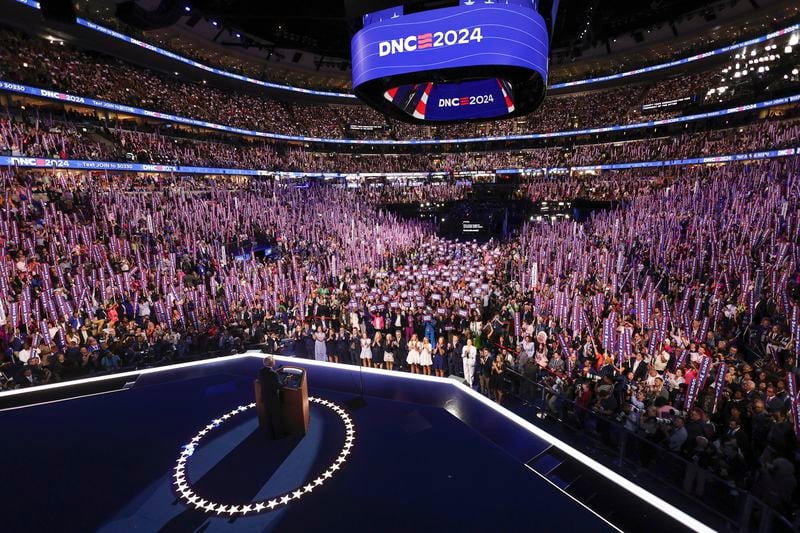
top-left (1, 357), bottom-right (618, 532)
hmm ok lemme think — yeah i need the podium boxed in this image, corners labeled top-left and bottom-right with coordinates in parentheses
top-left (255, 366), bottom-right (309, 436)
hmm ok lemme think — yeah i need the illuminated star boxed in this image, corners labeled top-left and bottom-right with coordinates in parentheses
top-left (267, 499), bottom-right (279, 510)
top-left (292, 489), bottom-right (303, 499)
top-left (313, 477), bottom-right (324, 487)
top-left (280, 495), bottom-right (291, 505)
top-left (303, 483), bottom-right (314, 494)
top-left (254, 502), bottom-right (266, 512)
top-left (331, 464), bottom-right (340, 472)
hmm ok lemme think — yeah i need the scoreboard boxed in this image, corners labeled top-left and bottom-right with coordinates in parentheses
top-left (351, 0), bottom-right (552, 124)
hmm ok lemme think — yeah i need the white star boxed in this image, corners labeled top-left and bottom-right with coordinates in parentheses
top-left (216, 505), bottom-right (228, 515)
top-left (292, 489), bottom-right (303, 499)
top-left (187, 495), bottom-right (199, 505)
top-left (267, 499), bottom-right (279, 510)
top-left (254, 502), bottom-right (266, 512)
top-left (303, 484), bottom-right (314, 494)
top-left (203, 502), bottom-right (217, 513)
top-left (197, 499), bottom-right (207, 508)
top-left (241, 505), bottom-right (252, 513)
top-left (313, 477), bottom-right (324, 486)
top-left (331, 464), bottom-right (340, 472)
top-left (227, 505), bottom-right (240, 515)
top-left (280, 495), bottom-right (291, 505)
top-left (322, 470), bottom-right (333, 479)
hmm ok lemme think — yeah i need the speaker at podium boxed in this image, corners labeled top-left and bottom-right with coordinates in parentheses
top-left (255, 360), bottom-right (309, 438)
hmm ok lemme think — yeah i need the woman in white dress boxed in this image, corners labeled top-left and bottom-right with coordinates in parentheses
top-left (419, 337), bottom-right (433, 376)
top-left (359, 331), bottom-right (373, 367)
top-left (313, 328), bottom-right (327, 362)
top-left (407, 334), bottom-right (421, 374)
top-left (383, 333), bottom-right (397, 371)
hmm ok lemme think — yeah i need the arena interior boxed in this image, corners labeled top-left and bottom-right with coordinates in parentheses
top-left (0, 0), bottom-right (799, 531)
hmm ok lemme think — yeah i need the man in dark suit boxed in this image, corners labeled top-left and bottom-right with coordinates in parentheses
top-left (448, 333), bottom-right (465, 378)
top-left (625, 352), bottom-right (649, 382)
top-left (258, 356), bottom-right (285, 439)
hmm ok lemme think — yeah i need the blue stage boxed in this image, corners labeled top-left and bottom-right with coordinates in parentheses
top-left (0, 354), bottom-right (710, 532)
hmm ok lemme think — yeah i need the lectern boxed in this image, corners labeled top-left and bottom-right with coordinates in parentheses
top-left (255, 366), bottom-right (309, 436)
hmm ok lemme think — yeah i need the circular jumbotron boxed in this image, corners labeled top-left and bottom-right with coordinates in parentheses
top-left (351, 1), bottom-right (550, 124)
top-left (171, 397), bottom-right (355, 516)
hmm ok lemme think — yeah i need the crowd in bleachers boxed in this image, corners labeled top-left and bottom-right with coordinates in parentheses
top-left (0, 27), bottom-right (747, 141)
top-left (3, 102), bottom-right (799, 174)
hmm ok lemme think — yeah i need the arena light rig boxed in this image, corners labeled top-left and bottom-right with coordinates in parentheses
top-left (351, 0), bottom-right (557, 124)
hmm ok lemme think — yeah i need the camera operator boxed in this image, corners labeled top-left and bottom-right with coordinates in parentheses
top-left (666, 416), bottom-right (688, 452)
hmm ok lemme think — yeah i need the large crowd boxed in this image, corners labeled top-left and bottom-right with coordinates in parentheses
top-left (0, 17), bottom-right (798, 526)
top-left (1, 26), bottom-right (782, 142)
top-left (2, 103), bottom-right (799, 175)
top-left (0, 160), bottom-right (798, 512)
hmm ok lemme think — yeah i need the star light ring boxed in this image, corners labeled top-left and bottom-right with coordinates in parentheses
top-left (172, 397), bottom-right (355, 516)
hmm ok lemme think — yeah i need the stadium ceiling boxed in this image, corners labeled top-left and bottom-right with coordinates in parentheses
top-left (188, 0), bottom-right (725, 58)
